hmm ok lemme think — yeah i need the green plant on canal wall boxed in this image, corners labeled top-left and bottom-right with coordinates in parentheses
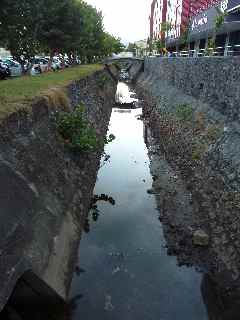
top-left (96, 74), bottom-right (110, 89)
top-left (175, 104), bottom-right (193, 122)
top-left (57, 105), bottom-right (98, 152)
top-left (57, 104), bottom-right (116, 152)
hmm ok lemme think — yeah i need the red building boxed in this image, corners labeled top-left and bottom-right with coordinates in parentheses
top-left (190, 0), bottom-right (222, 16)
top-left (149, 0), bottom-right (223, 43)
top-left (149, 0), bottom-right (168, 41)
top-left (149, 0), bottom-right (240, 55)
top-left (149, 0), bottom-right (192, 42)
top-left (166, 0), bottom-right (191, 40)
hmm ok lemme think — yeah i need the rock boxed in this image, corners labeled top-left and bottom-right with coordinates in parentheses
top-left (193, 230), bottom-right (209, 246)
top-left (147, 188), bottom-right (156, 194)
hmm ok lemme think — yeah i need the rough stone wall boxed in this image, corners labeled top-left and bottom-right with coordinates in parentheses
top-left (144, 57), bottom-right (240, 122)
top-left (137, 58), bottom-right (240, 310)
top-left (0, 70), bottom-right (115, 311)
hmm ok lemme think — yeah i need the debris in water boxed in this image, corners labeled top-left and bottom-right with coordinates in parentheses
top-left (112, 266), bottom-right (121, 275)
top-left (104, 295), bottom-right (114, 311)
top-left (147, 188), bottom-right (157, 195)
top-left (136, 114), bottom-right (143, 120)
top-left (75, 266), bottom-right (86, 276)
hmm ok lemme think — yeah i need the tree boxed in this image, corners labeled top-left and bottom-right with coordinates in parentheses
top-left (0, 0), bottom-right (42, 60)
top-left (154, 39), bottom-right (164, 53)
top-left (101, 33), bottom-right (125, 57)
top-left (0, 0), bottom-right (123, 63)
top-left (126, 43), bottom-right (137, 55)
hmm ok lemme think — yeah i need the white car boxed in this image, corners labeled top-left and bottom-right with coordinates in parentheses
top-left (3, 59), bottom-right (22, 77)
top-left (52, 57), bottom-right (62, 70)
top-left (31, 58), bottom-right (49, 73)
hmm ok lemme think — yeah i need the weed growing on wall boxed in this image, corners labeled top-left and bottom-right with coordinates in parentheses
top-left (97, 74), bottom-right (109, 89)
top-left (57, 105), bottom-right (98, 152)
top-left (57, 105), bottom-right (116, 152)
top-left (175, 104), bottom-right (193, 122)
top-left (191, 142), bottom-right (207, 161)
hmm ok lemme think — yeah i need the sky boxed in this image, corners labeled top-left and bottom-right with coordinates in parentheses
top-left (85, 0), bottom-right (150, 43)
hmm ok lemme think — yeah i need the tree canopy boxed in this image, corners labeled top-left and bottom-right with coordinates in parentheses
top-left (0, 0), bottom-right (124, 61)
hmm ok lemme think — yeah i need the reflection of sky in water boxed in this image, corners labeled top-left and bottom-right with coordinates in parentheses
top-left (70, 108), bottom-right (208, 320)
top-left (115, 82), bottom-right (138, 104)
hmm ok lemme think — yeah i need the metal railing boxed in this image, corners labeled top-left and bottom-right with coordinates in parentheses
top-left (166, 44), bottom-right (240, 57)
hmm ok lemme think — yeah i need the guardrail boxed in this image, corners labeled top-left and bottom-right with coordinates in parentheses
top-left (145, 44), bottom-right (240, 58)
top-left (169, 44), bottom-right (240, 57)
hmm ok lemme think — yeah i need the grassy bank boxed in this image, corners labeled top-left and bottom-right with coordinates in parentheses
top-left (0, 64), bottom-right (103, 120)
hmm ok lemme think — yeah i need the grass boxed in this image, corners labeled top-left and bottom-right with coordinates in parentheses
top-left (0, 64), bottom-right (103, 120)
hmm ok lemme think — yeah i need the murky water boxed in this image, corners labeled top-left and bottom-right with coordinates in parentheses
top-left (69, 87), bottom-right (208, 319)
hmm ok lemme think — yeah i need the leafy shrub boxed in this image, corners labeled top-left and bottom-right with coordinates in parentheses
top-left (204, 38), bottom-right (216, 56)
top-left (175, 104), bottom-right (193, 122)
top-left (215, 13), bottom-right (226, 30)
top-left (57, 105), bottom-right (98, 152)
top-left (104, 133), bottom-right (116, 144)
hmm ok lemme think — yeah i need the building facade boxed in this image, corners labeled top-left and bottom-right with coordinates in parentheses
top-left (149, 0), bottom-right (167, 40)
top-left (149, 0), bottom-right (191, 42)
top-left (149, 0), bottom-right (240, 55)
top-left (190, 0), bottom-right (222, 16)
top-left (188, 0), bottom-right (240, 55)
top-left (166, 0), bottom-right (191, 40)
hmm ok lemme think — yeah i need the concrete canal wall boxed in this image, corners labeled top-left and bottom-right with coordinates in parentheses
top-left (0, 70), bottom-right (116, 311)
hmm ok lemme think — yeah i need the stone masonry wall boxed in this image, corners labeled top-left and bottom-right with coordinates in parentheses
top-left (137, 57), bottom-right (240, 308)
top-left (144, 57), bottom-right (240, 122)
top-left (0, 70), bottom-right (116, 311)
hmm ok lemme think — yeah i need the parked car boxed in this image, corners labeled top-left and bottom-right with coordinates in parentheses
top-left (51, 57), bottom-right (62, 71)
top-left (76, 57), bottom-right (81, 64)
top-left (31, 57), bottom-right (49, 73)
top-left (23, 59), bottom-right (32, 73)
top-left (0, 60), bottom-right (11, 79)
top-left (64, 58), bottom-right (70, 68)
top-left (3, 59), bottom-right (22, 77)
top-left (30, 64), bottom-right (42, 76)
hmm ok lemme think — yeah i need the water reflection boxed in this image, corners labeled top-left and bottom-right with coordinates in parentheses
top-left (115, 82), bottom-right (138, 105)
top-left (114, 109), bottom-right (132, 113)
top-left (69, 105), bottom-right (208, 320)
top-left (144, 116), bottom-right (240, 319)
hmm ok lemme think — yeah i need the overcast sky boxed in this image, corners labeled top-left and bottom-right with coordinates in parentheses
top-left (85, 0), bottom-right (150, 43)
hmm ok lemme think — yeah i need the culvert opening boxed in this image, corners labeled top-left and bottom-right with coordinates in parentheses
top-left (1, 271), bottom-right (66, 320)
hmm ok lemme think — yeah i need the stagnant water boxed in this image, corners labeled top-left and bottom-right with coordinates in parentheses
top-left (69, 84), bottom-right (208, 319)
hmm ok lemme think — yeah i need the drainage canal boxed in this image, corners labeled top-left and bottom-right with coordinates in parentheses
top-left (69, 81), bottom-right (208, 319)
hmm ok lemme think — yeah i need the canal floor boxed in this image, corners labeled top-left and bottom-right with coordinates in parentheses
top-left (69, 103), bottom-right (208, 319)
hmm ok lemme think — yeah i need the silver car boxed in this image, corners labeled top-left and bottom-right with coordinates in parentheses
top-left (3, 59), bottom-right (22, 77)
